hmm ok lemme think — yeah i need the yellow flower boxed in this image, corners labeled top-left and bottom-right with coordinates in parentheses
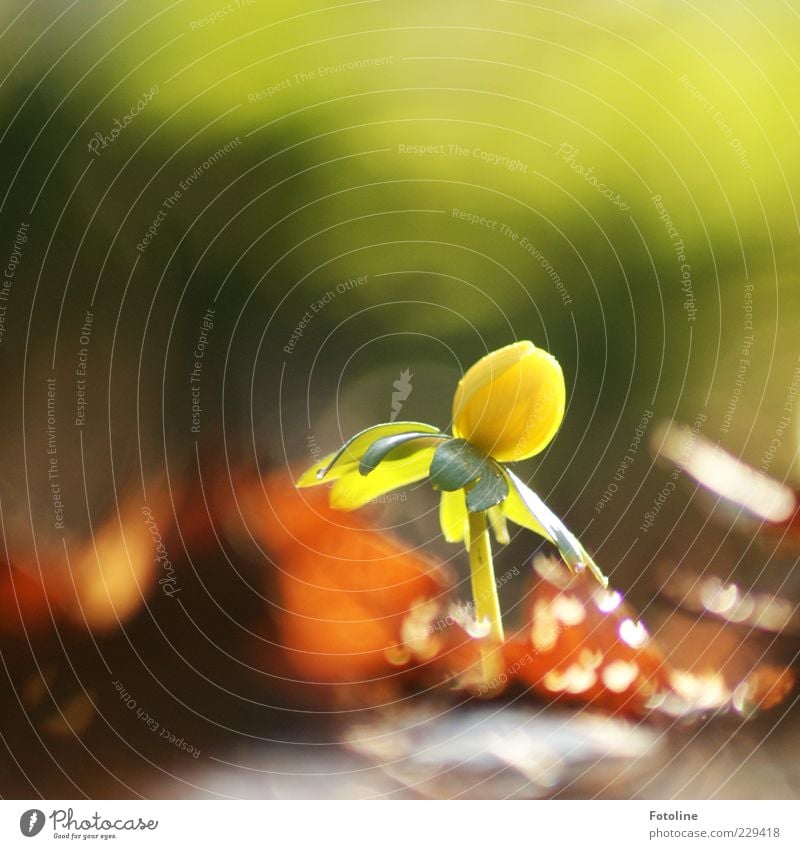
top-left (452, 341), bottom-right (566, 462)
top-left (296, 342), bottom-right (606, 589)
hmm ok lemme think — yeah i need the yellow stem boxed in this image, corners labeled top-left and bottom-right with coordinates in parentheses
top-left (468, 511), bottom-right (504, 685)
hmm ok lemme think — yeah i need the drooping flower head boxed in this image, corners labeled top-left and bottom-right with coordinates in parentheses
top-left (298, 341), bottom-right (606, 587)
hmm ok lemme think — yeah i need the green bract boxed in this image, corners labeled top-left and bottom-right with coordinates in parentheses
top-left (297, 342), bottom-right (608, 653)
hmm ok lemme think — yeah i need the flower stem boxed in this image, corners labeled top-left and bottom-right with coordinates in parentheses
top-left (468, 511), bottom-right (504, 683)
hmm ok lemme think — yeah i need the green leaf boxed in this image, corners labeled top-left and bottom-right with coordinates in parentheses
top-left (359, 432), bottom-right (446, 475)
top-left (430, 439), bottom-right (487, 492)
top-left (466, 461), bottom-right (509, 512)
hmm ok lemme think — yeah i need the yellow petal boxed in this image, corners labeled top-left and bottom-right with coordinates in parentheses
top-left (296, 421), bottom-right (440, 487)
top-left (329, 445), bottom-right (436, 510)
top-left (452, 341), bottom-right (566, 462)
top-left (439, 488), bottom-right (469, 543)
top-left (296, 451), bottom-right (340, 487)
